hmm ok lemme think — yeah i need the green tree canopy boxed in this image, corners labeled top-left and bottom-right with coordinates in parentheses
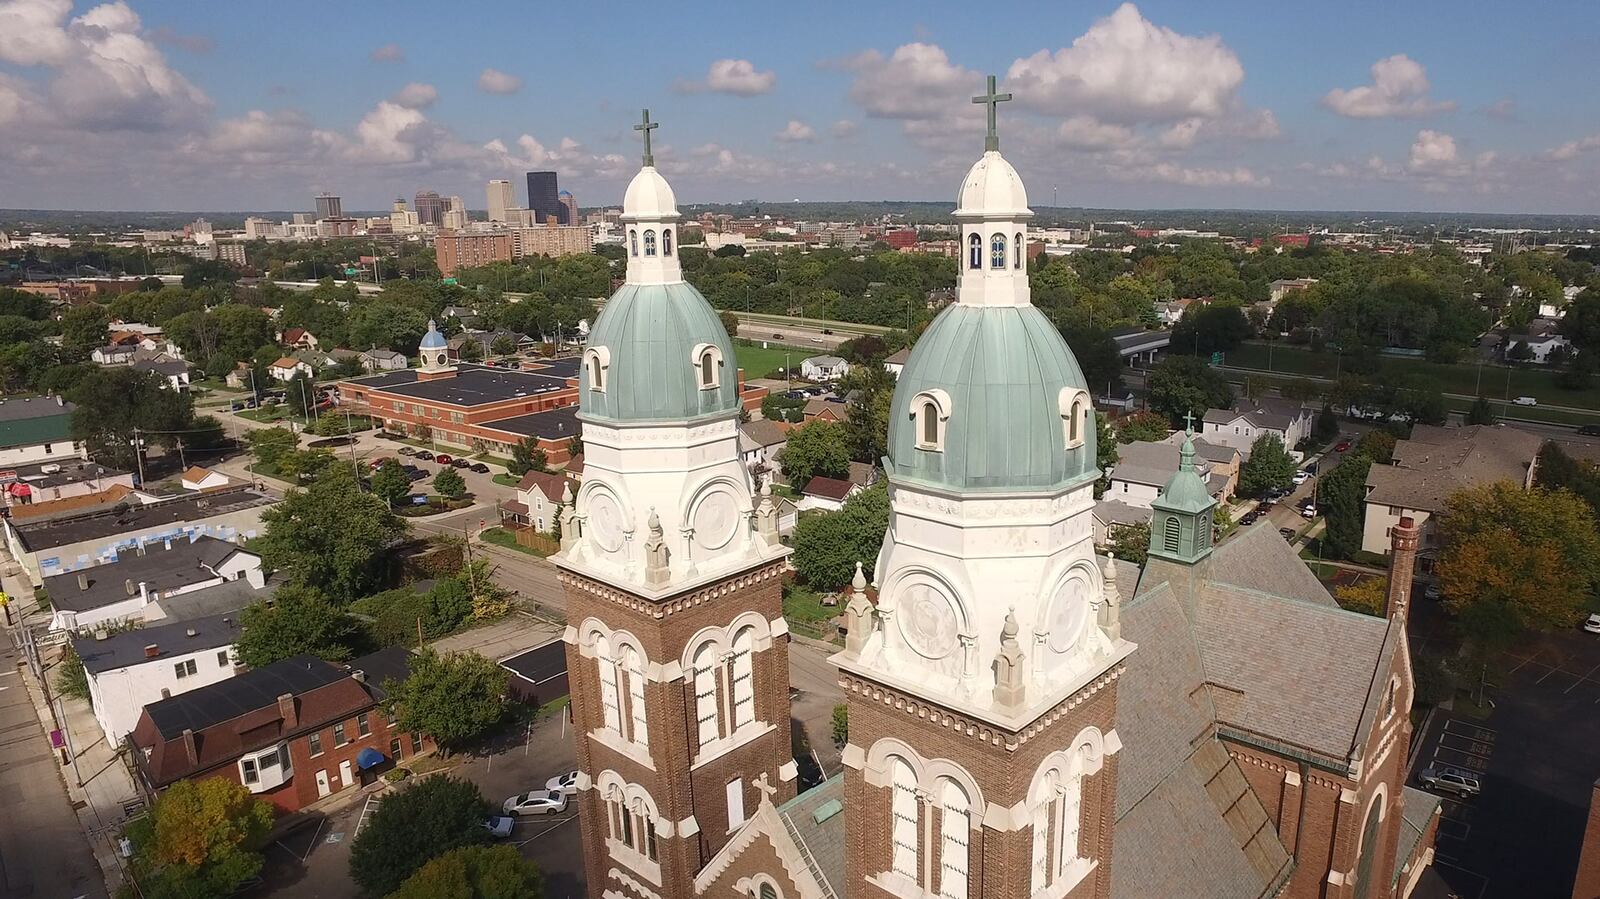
top-left (388, 844), bottom-right (544, 899)
top-left (349, 775), bottom-right (491, 897)
top-left (235, 586), bottom-right (366, 668)
top-left (256, 469), bottom-right (409, 602)
top-left (1465, 395), bottom-right (1498, 426)
top-left (371, 459), bottom-right (412, 508)
top-left (1108, 521), bottom-right (1151, 565)
top-left (247, 426), bottom-right (298, 469)
top-left (1238, 433), bottom-right (1295, 497)
top-left (1317, 452), bottom-right (1374, 559)
top-left (68, 367), bottom-right (195, 469)
top-left (384, 650), bottom-right (508, 753)
top-left (433, 467), bottom-right (467, 500)
top-left (1145, 356), bottom-right (1233, 428)
top-left (791, 484), bottom-right (890, 591)
top-left (124, 777), bottom-right (274, 899)
top-left (781, 420), bottom-right (851, 488)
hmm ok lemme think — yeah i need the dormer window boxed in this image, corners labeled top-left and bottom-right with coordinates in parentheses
top-left (1014, 231), bottom-right (1024, 269)
top-left (629, 230), bottom-right (639, 257)
top-left (585, 347), bottom-right (611, 393)
top-left (644, 230), bottom-right (657, 257)
top-left (663, 228), bottom-right (674, 256)
top-left (912, 389), bottom-right (951, 451)
top-left (1059, 388), bottom-right (1090, 449)
top-left (991, 233), bottom-right (1007, 269)
top-left (693, 343), bottom-right (723, 389)
top-left (968, 233), bottom-right (982, 270)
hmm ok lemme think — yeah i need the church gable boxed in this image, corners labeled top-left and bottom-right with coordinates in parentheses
top-left (696, 780), bottom-right (841, 899)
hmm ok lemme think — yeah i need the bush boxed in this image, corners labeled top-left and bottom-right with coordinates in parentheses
top-left (348, 775), bottom-right (490, 896)
top-left (831, 704), bottom-right (849, 748)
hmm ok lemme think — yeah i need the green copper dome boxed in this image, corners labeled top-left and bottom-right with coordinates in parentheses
top-left (581, 282), bottom-right (740, 423)
top-left (887, 303), bottom-right (1098, 492)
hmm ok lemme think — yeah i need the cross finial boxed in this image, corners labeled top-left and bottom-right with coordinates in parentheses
top-left (972, 74), bottom-right (1012, 152)
top-left (634, 108), bottom-right (659, 167)
top-left (1183, 411), bottom-right (1195, 434)
top-left (753, 772), bottom-right (778, 804)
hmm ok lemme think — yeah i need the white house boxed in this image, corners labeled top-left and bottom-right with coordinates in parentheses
top-left (44, 536), bottom-right (265, 632)
top-left (1504, 333), bottom-right (1570, 365)
top-left (132, 360), bottom-right (191, 392)
top-left (1201, 397), bottom-right (1313, 455)
top-left (501, 470), bottom-right (569, 533)
top-left (92, 344), bottom-right (136, 365)
top-left (796, 475), bottom-right (860, 512)
top-left (800, 355), bottom-right (849, 381)
top-left (0, 395), bottom-right (86, 468)
top-left (179, 466), bottom-right (232, 491)
top-left (882, 348), bottom-right (910, 378)
top-left (267, 356), bottom-right (313, 382)
top-left (361, 348), bottom-right (408, 371)
top-left (739, 419), bottom-right (789, 477)
top-left (1106, 438), bottom-right (1237, 510)
top-left (75, 612), bottom-right (241, 745)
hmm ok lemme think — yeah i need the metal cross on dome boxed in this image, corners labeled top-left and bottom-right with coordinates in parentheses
top-left (972, 74), bottom-right (1012, 152)
top-left (635, 109), bottom-right (659, 167)
top-left (1183, 411), bottom-right (1196, 433)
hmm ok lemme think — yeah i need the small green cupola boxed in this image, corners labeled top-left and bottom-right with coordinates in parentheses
top-left (1148, 419), bottom-right (1217, 564)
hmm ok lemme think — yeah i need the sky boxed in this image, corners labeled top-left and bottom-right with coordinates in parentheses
top-left (2, 0), bottom-right (1600, 215)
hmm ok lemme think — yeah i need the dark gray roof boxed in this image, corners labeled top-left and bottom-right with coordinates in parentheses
top-left (144, 655), bottom-right (347, 739)
top-left (1094, 499), bottom-right (1151, 527)
top-left (341, 362), bottom-right (569, 407)
top-left (346, 646), bottom-right (416, 697)
top-left (7, 459), bottom-right (128, 490)
top-left (14, 488), bottom-right (273, 552)
top-left (522, 356), bottom-right (582, 378)
top-left (0, 395), bottom-right (75, 423)
top-left (1365, 424), bottom-right (1543, 513)
top-left (73, 612), bottom-right (241, 675)
top-left (1112, 329), bottom-right (1172, 354)
top-left (778, 775), bottom-right (845, 899)
top-left (500, 641), bottom-right (567, 684)
top-left (42, 536), bottom-right (249, 612)
top-left (1394, 787), bottom-right (1441, 887)
top-left (481, 405), bottom-right (581, 440)
top-left (146, 576), bottom-right (276, 622)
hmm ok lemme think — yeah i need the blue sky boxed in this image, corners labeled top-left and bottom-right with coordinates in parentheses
top-left (2, 0), bottom-right (1599, 214)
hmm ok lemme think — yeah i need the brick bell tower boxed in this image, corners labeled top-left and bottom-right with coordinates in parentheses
top-left (556, 110), bottom-right (795, 899)
top-left (833, 77), bottom-right (1134, 899)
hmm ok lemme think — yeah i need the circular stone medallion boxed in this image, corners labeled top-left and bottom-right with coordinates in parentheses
top-left (587, 492), bottom-right (626, 554)
top-left (897, 582), bottom-right (960, 660)
top-left (1047, 574), bottom-right (1091, 653)
top-left (692, 490), bottom-right (741, 551)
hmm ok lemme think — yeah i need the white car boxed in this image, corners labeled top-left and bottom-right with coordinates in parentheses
top-left (1292, 471), bottom-right (1312, 486)
top-left (483, 815), bottom-right (515, 838)
top-left (1584, 614), bottom-right (1600, 634)
top-left (503, 790), bottom-right (568, 817)
top-left (1298, 501), bottom-right (1317, 519)
top-left (545, 770), bottom-right (580, 796)
top-left (1513, 396), bottom-right (1538, 407)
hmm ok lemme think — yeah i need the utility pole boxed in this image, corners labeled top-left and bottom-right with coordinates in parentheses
top-left (132, 428), bottom-right (146, 486)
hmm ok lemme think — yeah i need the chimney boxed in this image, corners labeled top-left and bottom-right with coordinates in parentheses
top-left (143, 643), bottom-right (159, 658)
top-left (185, 627), bottom-right (197, 638)
top-left (136, 541), bottom-right (146, 557)
top-left (1387, 516), bottom-right (1421, 621)
top-left (76, 573), bottom-right (88, 591)
top-left (180, 728), bottom-right (197, 767)
top-left (277, 693), bottom-right (297, 728)
top-left (351, 669), bottom-right (365, 684)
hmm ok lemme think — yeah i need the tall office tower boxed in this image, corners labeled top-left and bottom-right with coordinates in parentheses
top-left (415, 190), bottom-right (445, 226)
top-left (486, 179), bottom-right (515, 222)
top-left (525, 171), bottom-right (560, 223)
top-left (443, 196), bottom-right (468, 230)
top-left (314, 193), bottom-right (342, 219)
top-left (558, 190), bottom-right (579, 226)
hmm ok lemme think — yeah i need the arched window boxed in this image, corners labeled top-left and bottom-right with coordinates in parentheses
top-left (586, 347), bottom-right (609, 392)
top-left (938, 778), bottom-right (971, 899)
top-left (730, 626), bottom-right (756, 730)
top-left (968, 233), bottom-right (982, 270)
top-left (701, 352), bottom-right (715, 387)
top-left (889, 757), bottom-right (920, 881)
top-left (694, 343), bottom-right (723, 390)
top-left (1014, 232), bottom-right (1024, 269)
top-left (922, 401), bottom-right (939, 447)
top-left (606, 786), bottom-right (660, 863)
top-left (1068, 400), bottom-right (1082, 444)
top-left (1163, 516), bottom-right (1181, 554)
top-left (663, 228), bottom-right (674, 256)
top-left (692, 642), bottom-right (721, 747)
top-left (624, 645), bottom-right (649, 746)
top-left (990, 233), bottom-right (1007, 269)
top-left (914, 390), bottom-right (949, 452)
top-left (1352, 797), bottom-right (1384, 899)
top-left (643, 230), bottom-right (657, 256)
top-left (758, 884), bottom-right (778, 899)
top-left (630, 230), bottom-right (639, 257)
top-left (596, 636), bottom-right (622, 733)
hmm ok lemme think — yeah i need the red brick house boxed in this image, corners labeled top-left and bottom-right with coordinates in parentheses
top-left (129, 649), bottom-right (430, 813)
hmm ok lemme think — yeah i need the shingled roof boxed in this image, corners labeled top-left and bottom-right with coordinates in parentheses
top-left (1365, 424), bottom-right (1543, 513)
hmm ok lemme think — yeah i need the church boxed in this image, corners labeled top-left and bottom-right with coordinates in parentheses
top-left (554, 86), bottom-right (1440, 899)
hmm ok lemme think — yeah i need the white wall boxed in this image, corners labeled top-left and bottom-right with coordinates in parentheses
top-left (0, 438), bottom-right (86, 468)
top-left (87, 642), bottom-right (238, 744)
top-left (1105, 478), bottom-right (1162, 510)
top-left (1362, 502), bottom-right (1437, 556)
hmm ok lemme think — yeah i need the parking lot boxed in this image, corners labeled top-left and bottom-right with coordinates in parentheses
top-left (1411, 627), bottom-right (1600, 899)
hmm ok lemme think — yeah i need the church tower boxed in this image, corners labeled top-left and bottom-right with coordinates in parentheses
top-left (834, 77), bottom-right (1134, 899)
top-left (556, 111), bottom-right (795, 899)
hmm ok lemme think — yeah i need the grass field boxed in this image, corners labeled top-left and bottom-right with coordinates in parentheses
top-left (481, 526), bottom-right (550, 557)
top-left (734, 340), bottom-right (815, 380)
top-left (1225, 341), bottom-right (1600, 410)
top-left (782, 585), bottom-right (838, 641)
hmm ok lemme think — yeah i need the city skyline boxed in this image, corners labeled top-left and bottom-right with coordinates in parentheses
top-left (1, 1), bottom-right (1599, 215)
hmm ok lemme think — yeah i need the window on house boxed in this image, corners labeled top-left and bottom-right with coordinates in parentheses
top-left (174, 659), bottom-right (197, 679)
top-left (258, 748), bottom-right (279, 769)
top-left (217, 651), bottom-right (230, 668)
top-left (241, 758), bottom-right (258, 784)
top-left (759, 884), bottom-right (778, 899)
top-left (889, 756), bottom-right (919, 881)
top-left (643, 230), bottom-right (657, 257)
top-left (390, 737), bottom-right (402, 759)
top-left (922, 401), bottom-right (939, 447)
top-left (968, 233), bottom-right (981, 269)
top-left (309, 732), bottom-right (323, 756)
top-left (333, 722), bottom-right (347, 746)
top-left (990, 233), bottom-right (1007, 269)
top-left (727, 778), bottom-right (746, 829)
top-left (357, 713), bottom-right (370, 737)
top-left (700, 350), bottom-right (717, 388)
top-left (410, 732), bottom-right (422, 753)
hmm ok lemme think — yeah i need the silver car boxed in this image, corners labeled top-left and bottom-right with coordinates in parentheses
top-left (1419, 766), bottom-right (1481, 797)
top-left (503, 789), bottom-right (568, 816)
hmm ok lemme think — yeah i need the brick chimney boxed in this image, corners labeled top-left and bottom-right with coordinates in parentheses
top-left (1387, 516), bottom-right (1421, 621)
top-left (180, 728), bottom-right (198, 767)
top-left (277, 693), bottom-right (297, 728)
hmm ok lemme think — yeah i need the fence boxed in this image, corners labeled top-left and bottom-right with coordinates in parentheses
top-left (513, 528), bottom-right (560, 555)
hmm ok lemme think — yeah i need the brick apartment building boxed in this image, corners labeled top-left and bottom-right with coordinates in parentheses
top-left (435, 231), bottom-right (513, 276)
top-left (130, 650), bottom-right (430, 813)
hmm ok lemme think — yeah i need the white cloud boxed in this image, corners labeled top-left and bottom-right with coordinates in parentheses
top-left (1057, 116), bottom-right (1135, 150)
top-left (836, 42), bottom-right (978, 122)
top-left (676, 58), bottom-right (776, 96)
top-left (775, 120), bottom-right (816, 143)
top-left (477, 68), bottom-right (521, 95)
top-left (352, 101), bottom-right (430, 163)
top-left (147, 25), bottom-right (212, 54)
top-left (1125, 162), bottom-right (1270, 188)
top-left (1483, 98), bottom-right (1517, 121)
top-left (370, 43), bottom-right (403, 62)
top-left (1322, 55), bottom-right (1454, 118)
top-left (1006, 3), bottom-right (1245, 123)
top-left (0, 0), bottom-right (78, 66)
top-left (391, 82), bottom-right (437, 109)
top-left (830, 119), bottom-right (858, 139)
top-left (1409, 129), bottom-right (1458, 170)
top-left (1550, 134), bottom-right (1600, 161)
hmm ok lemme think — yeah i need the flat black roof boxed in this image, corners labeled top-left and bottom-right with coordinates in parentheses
top-left (15, 488), bottom-right (273, 552)
top-left (3, 459), bottom-right (129, 489)
top-left (0, 395), bottom-right (75, 423)
top-left (343, 363), bottom-right (569, 407)
top-left (145, 655), bottom-right (347, 739)
top-left (74, 612), bottom-right (241, 675)
top-left (480, 405), bottom-right (580, 441)
top-left (523, 357), bottom-right (581, 378)
top-left (500, 640), bottom-right (567, 684)
top-left (346, 646), bottom-right (415, 693)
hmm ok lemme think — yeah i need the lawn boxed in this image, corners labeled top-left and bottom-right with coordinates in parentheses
top-left (236, 405), bottom-right (297, 423)
top-left (782, 584), bottom-right (838, 642)
top-left (734, 339), bottom-right (816, 380)
top-left (481, 526), bottom-right (550, 557)
top-left (493, 473), bottom-right (521, 488)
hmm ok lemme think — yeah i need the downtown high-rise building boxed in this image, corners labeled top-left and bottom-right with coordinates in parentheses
top-left (558, 190), bottom-right (579, 227)
top-left (525, 171), bottom-right (560, 223)
top-left (486, 179), bottom-right (515, 222)
top-left (443, 195), bottom-right (468, 230)
top-left (414, 190), bottom-right (445, 226)
top-left (314, 193), bottom-right (341, 219)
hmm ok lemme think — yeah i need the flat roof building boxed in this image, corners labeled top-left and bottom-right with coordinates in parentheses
top-left (435, 231), bottom-right (512, 276)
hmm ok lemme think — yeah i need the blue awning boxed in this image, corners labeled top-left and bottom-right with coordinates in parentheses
top-left (355, 747), bottom-right (386, 770)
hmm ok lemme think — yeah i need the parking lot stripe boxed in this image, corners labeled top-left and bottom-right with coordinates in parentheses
top-left (1565, 662), bottom-right (1600, 694)
top-left (1442, 720), bottom-right (1496, 742)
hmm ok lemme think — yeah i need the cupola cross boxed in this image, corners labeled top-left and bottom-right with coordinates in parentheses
top-left (1183, 411), bottom-right (1195, 433)
top-left (972, 74), bottom-right (1012, 152)
top-left (635, 108), bottom-right (659, 167)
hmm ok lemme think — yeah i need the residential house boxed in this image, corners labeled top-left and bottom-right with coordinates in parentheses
top-left (797, 475), bottom-right (860, 512)
top-left (882, 348), bottom-right (911, 378)
top-left (180, 466), bottom-right (232, 492)
top-left (1092, 498), bottom-right (1152, 548)
top-left (800, 355), bottom-right (849, 381)
top-left (0, 395), bottom-right (85, 467)
top-left (75, 612), bottom-right (242, 745)
top-left (360, 348), bottom-right (408, 371)
top-left (267, 356), bottom-right (313, 382)
top-left (132, 359), bottom-right (191, 392)
top-left (1201, 397), bottom-right (1313, 455)
top-left (801, 397), bottom-right (846, 423)
top-left (129, 650), bottom-right (431, 814)
top-left (1267, 277), bottom-right (1319, 301)
top-left (280, 328), bottom-right (318, 350)
top-left (1503, 332), bottom-right (1570, 365)
top-left (1361, 424), bottom-right (1544, 556)
top-left (225, 363), bottom-right (253, 390)
top-left (92, 344), bottom-right (136, 365)
top-left (1106, 438), bottom-right (1237, 509)
top-left (739, 419), bottom-right (789, 477)
top-left (500, 470), bottom-right (569, 533)
top-left (42, 535), bottom-right (265, 632)
top-left (448, 330), bottom-right (534, 360)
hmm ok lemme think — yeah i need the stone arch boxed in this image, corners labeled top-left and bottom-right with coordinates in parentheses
top-left (1034, 560), bottom-right (1102, 655)
top-left (682, 475), bottom-right (748, 555)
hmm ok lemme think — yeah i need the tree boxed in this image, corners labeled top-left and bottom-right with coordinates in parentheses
top-left (123, 778), bottom-right (274, 899)
top-left (384, 650), bottom-right (508, 753)
top-left (235, 586), bottom-right (365, 668)
top-left (68, 367), bottom-right (195, 469)
top-left (1107, 521), bottom-right (1150, 565)
top-left (841, 364), bottom-right (895, 464)
top-left (1318, 453), bottom-right (1374, 559)
top-left (791, 484), bottom-right (889, 591)
top-left (1334, 577), bottom-right (1388, 617)
top-left (349, 775), bottom-right (491, 897)
top-left (284, 372), bottom-right (317, 421)
top-left (457, 339), bottom-right (483, 362)
top-left (1171, 303), bottom-right (1252, 356)
top-left (1238, 434), bottom-right (1295, 497)
top-left (59, 303), bottom-right (109, 361)
top-left (1438, 482), bottom-right (1600, 638)
top-left (508, 438), bottom-right (546, 476)
top-left (1535, 443), bottom-right (1600, 514)
top-left (1314, 403), bottom-right (1340, 443)
top-left (1115, 411), bottom-right (1170, 444)
top-left (831, 704), bottom-right (849, 748)
top-left (1465, 395), bottom-right (1498, 426)
top-left (718, 310), bottom-right (741, 339)
top-left (247, 426), bottom-right (298, 470)
top-left (1145, 356), bottom-right (1233, 428)
top-left (57, 643), bottom-right (91, 704)
top-left (256, 469), bottom-right (409, 602)
top-left (1356, 429), bottom-right (1397, 464)
top-left (489, 333), bottom-right (519, 357)
top-left (780, 420), bottom-right (851, 488)
top-left (433, 467), bottom-right (467, 500)
top-left (1058, 321), bottom-right (1123, 396)
top-left (371, 459), bottom-right (412, 508)
top-left (389, 845), bottom-right (544, 899)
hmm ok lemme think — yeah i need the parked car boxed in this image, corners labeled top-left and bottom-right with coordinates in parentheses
top-left (398, 447), bottom-right (417, 457)
top-left (1584, 614), bottom-right (1600, 634)
top-left (503, 790), bottom-right (568, 817)
top-left (1240, 511), bottom-right (1259, 526)
top-left (1279, 528), bottom-right (1297, 541)
top-left (470, 463), bottom-right (491, 474)
top-left (1297, 500), bottom-right (1317, 519)
top-left (1579, 425), bottom-right (1600, 437)
top-left (772, 332), bottom-right (784, 339)
top-left (483, 816), bottom-right (515, 838)
top-left (1252, 503), bottom-right (1273, 516)
top-left (435, 454), bottom-right (454, 465)
top-left (403, 468), bottom-right (426, 482)
top-left (1419, 766), bottom-right (1481, 797)
top-left (1292, 470), bottom-right (1312, 486)
top-left (416, 451), bottom-right (435, 461)
top-left (1334, 440), bottom-right (1351, 452)
top-left (545, 771), bottom-right (580, 796)
top-left (451, 458), bottom-right (472, 468)
top-left (822, 328), bottom-right (834, 335)
top-left (1513, 396), bottom-right (1538, 407)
